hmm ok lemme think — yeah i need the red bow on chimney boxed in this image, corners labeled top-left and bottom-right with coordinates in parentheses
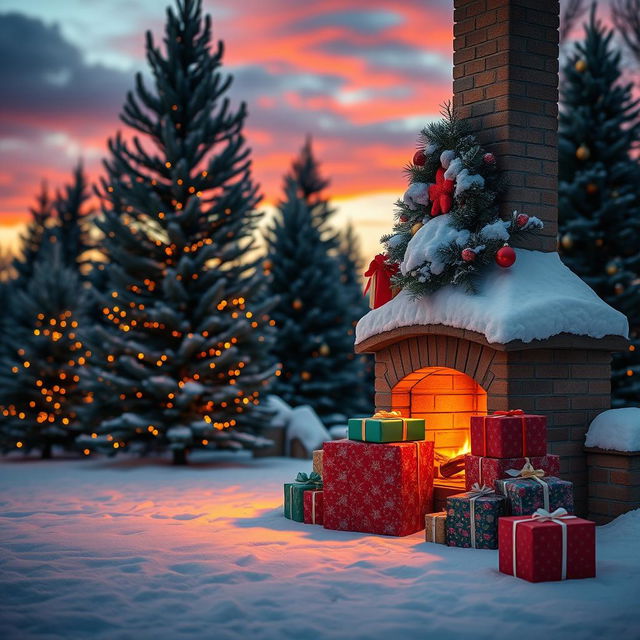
top-left (428, 167), bottom-right (455, 216)
top-left (364, 254), bottom-right (399, 309)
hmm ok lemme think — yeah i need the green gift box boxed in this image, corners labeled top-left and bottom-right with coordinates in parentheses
top-left (348, 414), bottom-right (425, 443)
top-left (284, 472), bottom-right (322, 522)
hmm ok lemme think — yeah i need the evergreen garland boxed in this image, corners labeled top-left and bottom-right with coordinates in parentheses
top-left (383, 105), bottom-right (542, 296)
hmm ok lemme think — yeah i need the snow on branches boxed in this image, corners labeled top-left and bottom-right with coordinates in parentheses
top-left (381, 105), bottom-right (543, 296)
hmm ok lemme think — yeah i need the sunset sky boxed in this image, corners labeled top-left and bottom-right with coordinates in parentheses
top-left (0, 0), bottom-right (611, 259)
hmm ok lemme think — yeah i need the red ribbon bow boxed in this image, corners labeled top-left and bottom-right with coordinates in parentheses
top-left (428, 167), bottom-right (455, 216)
top-left (493, 409), bottom-right (525, 417)
top-left (364, 254), bottom-right (398, 308)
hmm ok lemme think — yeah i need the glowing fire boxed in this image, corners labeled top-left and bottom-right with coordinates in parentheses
top-left (440, 435), bottom-right (471, 461)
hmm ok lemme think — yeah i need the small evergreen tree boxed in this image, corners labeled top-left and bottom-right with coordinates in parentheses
top-left (0, 246), bottom-right (88, 457)
top-left (13, 182), bottom-right (54, 284)
top-left (79, 0), bottom-right (277, 462)
top-left (54, 162), bottom-right (94, 275)
top-left (265, 152), bottom-right (366, 420)
top-left (558, 6), bottom-right (640, 406)
top-left (337, 223), bottom-right (374, 414)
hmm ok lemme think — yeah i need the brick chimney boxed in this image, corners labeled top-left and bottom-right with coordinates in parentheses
top-left (452, 0), bottom-right (559, 252)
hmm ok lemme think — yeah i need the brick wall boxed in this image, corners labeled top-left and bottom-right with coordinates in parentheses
top-left (586, 450), bottom-right (640, 523)
top-left (375, 335), bottom-right (612, 515)
top-left (452, 0), bottom-right (560, 252)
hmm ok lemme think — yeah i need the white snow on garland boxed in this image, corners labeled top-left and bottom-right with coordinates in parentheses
top-left (357, 249), bottom-right (629, 345)
top-left (401, 215), bottom-right (469, 277)
top-left (585, 408), bottom-right (640, 452)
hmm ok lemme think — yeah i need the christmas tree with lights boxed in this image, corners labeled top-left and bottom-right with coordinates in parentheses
top-left (558, 7), bottom-right (640, 406)
top-left (0, 246), bottom-right (88, 457)
top-left (79, 0), bottom-right (277, 462)
top-left (264, 143), bottom-right (367, 421)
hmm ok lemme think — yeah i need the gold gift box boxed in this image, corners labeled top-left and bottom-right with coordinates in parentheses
top-left (312, 449), bottom-right (323, 478)
top-left (425, 512), bottom-right (447, 544)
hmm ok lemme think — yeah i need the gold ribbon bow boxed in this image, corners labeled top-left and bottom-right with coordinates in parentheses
top-left (372, 410), bottom-right (402, 419)
top-left (506, 459), bottom-right (545, 479)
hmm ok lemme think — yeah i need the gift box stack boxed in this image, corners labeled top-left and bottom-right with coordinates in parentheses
top-left (283, 411), bottom-right (435, 537)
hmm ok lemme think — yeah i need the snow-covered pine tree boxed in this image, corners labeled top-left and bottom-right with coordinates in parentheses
top-left (265, 158), bottom-right (365, 421)
top-left (558, 6), bottom-right (640, 407)
top-left (0, 245), bottom-right (88, 458)
top-left (337, 223), bottom-right (373, 414)
top-left (79, 0), bottom-right (277, 463)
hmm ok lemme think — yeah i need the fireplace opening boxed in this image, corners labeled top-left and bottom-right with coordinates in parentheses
top-left (391, 366), bottom-right (487, 503)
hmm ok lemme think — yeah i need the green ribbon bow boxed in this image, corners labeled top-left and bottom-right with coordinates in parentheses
top-left (295, 471), bottom-right (322, 486)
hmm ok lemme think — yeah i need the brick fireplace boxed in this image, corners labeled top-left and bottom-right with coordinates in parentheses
top-left (355, 0), bottom-right (629, 517)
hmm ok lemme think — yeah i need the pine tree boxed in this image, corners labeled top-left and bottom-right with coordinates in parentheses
top-left (79, 0), bottom-right (277, 462)
top-left (265, 164), bottom-right (365, 421)
top-left (337, 223), bottom-right (374, 414)
top-left (0, 245), bottom-right (88, 457)
top-left (558, 6), bottom-right (640, 406)
top-left (13, 182), bottom-right (54, 284)
top-left (54, 162), bottom-right (94, 275)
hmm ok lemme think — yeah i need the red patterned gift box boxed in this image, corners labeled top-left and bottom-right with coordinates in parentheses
top-left (499, 509), bottom-right (596, 582)
top-left (323, 439), bottom-right (434, 537)
top-left (303, 490), bottom-right (324, 525)
top-left (470, 410), bottom-right (547, 459)
top-left (465, 454), bottom-right (560, 491)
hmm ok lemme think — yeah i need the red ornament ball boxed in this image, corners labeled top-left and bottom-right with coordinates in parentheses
top-left (413, 150), bottom-right (426, 166)
top-left (495, 245), bottom-right (516, 268)
top-left (461, 248), bottom-right (476, 262)
top-left (399, 214), bottom-right (409, 223)
top-left (516, 213), bottom-right (529, 228)
top-left (483, 152), bottom-right (496, 165)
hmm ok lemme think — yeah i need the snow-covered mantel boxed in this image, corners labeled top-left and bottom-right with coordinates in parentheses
top-left (356, 249), bottom-right (629, 347)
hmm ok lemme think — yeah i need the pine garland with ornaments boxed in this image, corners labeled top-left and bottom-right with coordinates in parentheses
top-left (380, 105), bottom-right (543, 297)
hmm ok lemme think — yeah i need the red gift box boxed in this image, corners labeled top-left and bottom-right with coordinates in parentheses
top-left (499, 510), bottom-right (596, 582)
top-left (470, 410), bottom-right (547, 458)
top-left (323, 439), bottom-right (434, 536)
top-left (465, 454), bottom-right (560, 490)
top-left (303, 490), bottom-right (324, 525)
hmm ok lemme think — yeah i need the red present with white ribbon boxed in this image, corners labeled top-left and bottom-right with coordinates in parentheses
top-left (465, 454), bottom-right (560, 490)
top-left (470, 410), bottom-right (547, 459)
top-left (499, 508), bottom-right (596, 582)
top-left (363, 254), bottom-right (399, 309)
top-left (303, 489), bottom-right (324, 525)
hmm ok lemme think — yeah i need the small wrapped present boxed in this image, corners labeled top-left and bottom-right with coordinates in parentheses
top-left (471, 410), bottom-right (546, 458)
top-left (323, 439), bottom-right (434, 537)
top-left (499, 508), bottom-right (596, 582)
top-left (347, 410), bottom-right (425, 443)
top-left (446, 484), bottom-right (507, 549)
top-left (303, 489), bottom-right (324, 525)
top-left (364, 253), bottom-right (399, 309)
top-left (495, 459), bottom-right (574, 515)
top-left (465, 454), bottom-right (560, 490)
top-left (312, 449), bottom-right (323, 478)
top-left (284, 472), bottom-right (322, 522)
top-left (425, 512), bottom-right (447, 544)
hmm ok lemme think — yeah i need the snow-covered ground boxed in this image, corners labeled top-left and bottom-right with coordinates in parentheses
top-left (1, 454), bottom-right (639, 640)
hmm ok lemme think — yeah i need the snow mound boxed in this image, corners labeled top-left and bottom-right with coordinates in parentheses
top-left (357, 249), bottom-right (629, 345)
top-left (585, 408), bottom-right (640, 452)
top-left (264, 395), bottom-right (294, 429)
top-left (287, 405), bottom-right (331, 455)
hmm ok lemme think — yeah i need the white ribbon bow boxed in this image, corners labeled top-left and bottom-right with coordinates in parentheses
top-left (510, 508), bottom-right (577, 579)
